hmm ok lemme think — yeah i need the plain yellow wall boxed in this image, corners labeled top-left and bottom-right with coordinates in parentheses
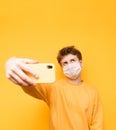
top-left (0, 0), bottom-right (116, 130)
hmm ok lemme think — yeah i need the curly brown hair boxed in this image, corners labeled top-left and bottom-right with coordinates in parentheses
top-left (57, 45), bottom-right (82, 64)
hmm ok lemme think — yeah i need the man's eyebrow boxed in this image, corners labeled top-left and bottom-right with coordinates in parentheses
top-left (63, 61), bottom-right (68, 64)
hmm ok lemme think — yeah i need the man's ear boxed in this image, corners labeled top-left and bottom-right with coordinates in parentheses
top-left (79, 60), bottom-right (83, 67)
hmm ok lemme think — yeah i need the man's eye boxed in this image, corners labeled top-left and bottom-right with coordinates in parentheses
top-left (63, 63), bottom-right (67, 66)
top-left (71, 59), bottom-right (75, 62)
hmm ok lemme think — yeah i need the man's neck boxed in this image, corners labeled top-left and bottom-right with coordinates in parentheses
top-left (66, 76), bottom-right (82, 85)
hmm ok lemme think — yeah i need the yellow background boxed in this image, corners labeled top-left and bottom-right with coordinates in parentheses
top-left (0, 0), bottom-right (116, 130)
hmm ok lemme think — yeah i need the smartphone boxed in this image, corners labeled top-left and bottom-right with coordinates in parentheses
top-left (26, 63), bottom-right (55, 83)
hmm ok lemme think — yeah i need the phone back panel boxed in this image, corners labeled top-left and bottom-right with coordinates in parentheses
top-left (27, 63), bottom-right (55, 83)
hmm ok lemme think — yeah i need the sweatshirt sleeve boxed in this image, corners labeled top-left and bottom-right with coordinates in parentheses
top-left (21, 83), bottom-right (52, 105)
top-left (89, 89), bottom-right (104, 130)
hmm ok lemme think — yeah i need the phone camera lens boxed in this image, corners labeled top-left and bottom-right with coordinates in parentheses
top-left (47, 65), bottom-right (53, 69)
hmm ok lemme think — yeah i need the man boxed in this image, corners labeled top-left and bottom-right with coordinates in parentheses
top-left (5, 46), bottom-right (103, 130)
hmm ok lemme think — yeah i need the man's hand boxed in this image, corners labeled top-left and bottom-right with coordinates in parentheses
top-left (5, 57), bottom-right (39, 87)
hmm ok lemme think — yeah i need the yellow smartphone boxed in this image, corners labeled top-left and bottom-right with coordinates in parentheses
top-left (26, 63), bottom-right (55, 83)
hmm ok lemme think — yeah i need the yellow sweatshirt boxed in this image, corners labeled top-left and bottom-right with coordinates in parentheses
top-left (21, 79), bottom-right (103, 130)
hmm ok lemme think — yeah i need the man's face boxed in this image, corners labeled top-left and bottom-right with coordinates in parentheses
top-left (60, 54), bottom-right (82, 67)
top-left (60, 54), bottom-right (82, 80)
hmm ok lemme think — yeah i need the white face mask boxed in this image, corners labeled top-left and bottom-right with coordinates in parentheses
top-left (63, 62), bottom-right (82, 79)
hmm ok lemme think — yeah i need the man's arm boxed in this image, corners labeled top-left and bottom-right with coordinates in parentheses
top-left (5, 57), bottom-right (52, 103)
top-left (90, 90), bottom-right (104, 130)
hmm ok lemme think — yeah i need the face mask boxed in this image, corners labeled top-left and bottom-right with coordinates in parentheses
top-left (63, 62), bottom-right (82, 79)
